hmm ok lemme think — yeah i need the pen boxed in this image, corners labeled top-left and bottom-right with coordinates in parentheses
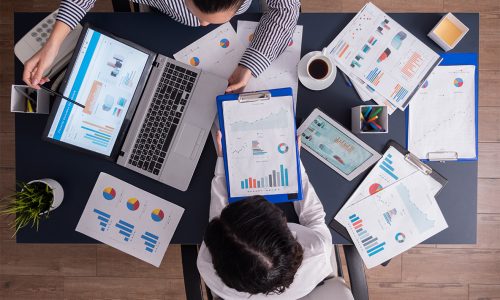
top-left (341, 71), bottom-right (353, 87)
top-left (367, 115), bottom-right (379, 123)
top-left (39, 85), bottom-right (85, 109)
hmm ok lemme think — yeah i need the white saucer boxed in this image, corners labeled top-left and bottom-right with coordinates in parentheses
top-left (298, 51), bottom-right (337, 91)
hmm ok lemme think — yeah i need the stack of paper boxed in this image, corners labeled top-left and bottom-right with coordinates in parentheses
top-left (326, 2), bottom-right (441, 114)
top-left (335, 146), bottom-right (448, 268)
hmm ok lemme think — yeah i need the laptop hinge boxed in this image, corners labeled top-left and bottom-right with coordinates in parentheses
top-left (152, 61), bottom-right (160, 68)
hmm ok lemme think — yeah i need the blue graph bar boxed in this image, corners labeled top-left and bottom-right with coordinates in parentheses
top-left (380, 164), bottom-right (398, 180)
top-left (241, 181), bottom-right (244, 189)
top-left (285, 168), bottom-right (288, 186)
top-left (99, 222), bottom-right (107, 227)
top-left (81, 126), bottom-right (112, 138)
top-left (94, 132), bottom-right (111, 140)
top-left (367, 242), bottom-right (386, 254)
top-left (245, 179), bottom-right (249, 189)
top-left (146, 247), bottom-right (153, 253)
top-left (145, 241), bottom-right (156, 248)
top-left (356, 228), bottom-right (363, 233)
top-left (145, 232), bottom-right (159, 239)
top-left (119, 230), bottom-right (131, 237)
top-left (93, 209), bottom-right (110, 219)
top-left (368, 246), bottom-right (385, 257)
top-left (92, 141), bottom-right (108, 148)
top-left (84, 133), bottom-right (109, 143)
top-left (349, 214), bottom-right (357, 220)
top-left (118, 220), bottom-right (134, 229)
top-left (382, 161), bottom-right (394, 171)
top-left (97, 216), bottom-right (108, 222)
top-left (280, 165), bottom-right (285, 186)
top-left (141, 235), bottom-right (156, 243)
top-left (350, 216), bottom-right (360, 223)
top-left (116, 223), bottom-right (133, 233)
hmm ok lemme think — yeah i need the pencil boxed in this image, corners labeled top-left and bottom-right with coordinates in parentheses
top-left (369, 107), bottom-right (383, 119)
top-left (367, 115), bottom-right (379, 123)
top-left (39, 85), bottom-right (85, 109)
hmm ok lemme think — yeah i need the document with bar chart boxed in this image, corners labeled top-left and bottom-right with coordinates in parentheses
top-left (335, 146), bottom-right (443, 226)
top-left (219, 91), bottom-right (301, 201)
top-left (337, 171), bottom-right (448, 268)
top-left (326, 2), bottom-right (441, 110)
top-left (76, 173), bottom-right (184, 267)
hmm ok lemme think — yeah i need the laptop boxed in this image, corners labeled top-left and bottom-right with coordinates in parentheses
top-left (43, 24), bottom-right (228, 191)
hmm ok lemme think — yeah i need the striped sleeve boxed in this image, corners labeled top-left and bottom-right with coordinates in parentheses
top-left (56, 0), bottom-right (96, 29)
top-left (239, 0), bottom-right (300, 77)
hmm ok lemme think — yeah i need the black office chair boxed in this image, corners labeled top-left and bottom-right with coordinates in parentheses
top-left (181, 244), bottom-right (369, 300)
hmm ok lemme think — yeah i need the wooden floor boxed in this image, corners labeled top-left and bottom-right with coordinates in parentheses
top-left (1, 0), bottom-right (499, 299)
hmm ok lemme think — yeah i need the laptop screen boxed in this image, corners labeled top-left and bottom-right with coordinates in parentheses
top-left (47, 28), bottom-right (150, 156)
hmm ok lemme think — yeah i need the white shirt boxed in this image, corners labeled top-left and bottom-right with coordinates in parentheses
top-left (197, 158), bottom-right (333, 299)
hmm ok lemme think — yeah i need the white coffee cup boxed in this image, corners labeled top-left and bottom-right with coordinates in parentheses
top-left (306, 48), bottom-right (336, 82)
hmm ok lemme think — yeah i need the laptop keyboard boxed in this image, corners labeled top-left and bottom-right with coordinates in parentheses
top-left (128, 62), bottom-right (198, 175)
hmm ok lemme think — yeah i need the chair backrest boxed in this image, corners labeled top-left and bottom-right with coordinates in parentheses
top-left (298, 277), bottom-right (355, 300)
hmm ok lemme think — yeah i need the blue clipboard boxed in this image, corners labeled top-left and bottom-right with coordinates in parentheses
top-left (406, 52), bottom-right (478, 161)
top-left (216, 87), bottom-right (303, 203)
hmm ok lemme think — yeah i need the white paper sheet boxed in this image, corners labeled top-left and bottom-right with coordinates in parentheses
top-left (408, 65), bottom-right (476, 160)
top-left (76, 173), bottom-right (184, 267)
top-left (326, 2), bottom-right (441, 111)
top-left (350, 75), bottom-right (397, 114)
top-left (173, 22), bottom-right (244, 79)
top-left (222, 95), bottom-right (300, 198)
top-left (336, 171), bottom-right (448, 268)
top-left (237, 21), bottom-right (303, 102)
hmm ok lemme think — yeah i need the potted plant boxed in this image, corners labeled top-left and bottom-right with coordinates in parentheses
top-left (0, 179), bottom-right (64, 233)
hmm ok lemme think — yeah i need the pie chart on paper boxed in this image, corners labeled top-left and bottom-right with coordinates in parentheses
top-left (369, 183), bottom-right (383, 195)
top-left (219, 38), bottom-right (230, 48)
top-left (454, 78), bottom-right (464, 87)
top-left (102, 187), bottom-right (116, 200)
top-left (127, 198), bottom-right (140, 211)
top-left (151, 209), bottom-right (165, 222)
top-left (190, 57), bottom-right (200, 66)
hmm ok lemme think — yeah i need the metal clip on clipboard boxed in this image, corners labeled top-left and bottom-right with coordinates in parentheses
top-left (405, 152), bottom-right (433, 175)
top-left (238, 91), bottom-right (271, 103)
top-left (427, 151), bottom-right (459, 162)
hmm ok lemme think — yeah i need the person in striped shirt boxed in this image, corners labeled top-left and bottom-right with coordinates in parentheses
top-left (22, 0), bottom-right (300, 93)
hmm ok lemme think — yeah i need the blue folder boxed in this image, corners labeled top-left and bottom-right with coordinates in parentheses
top-left (406, 52), bottom-right (479, 161)
top-left (216, 87), bottom-right (303, 203)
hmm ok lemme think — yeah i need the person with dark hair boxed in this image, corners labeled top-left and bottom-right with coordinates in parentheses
top-left (197, 132), bottom-right (333, 299)
top-left (23, 0), bottom-right (300, 94)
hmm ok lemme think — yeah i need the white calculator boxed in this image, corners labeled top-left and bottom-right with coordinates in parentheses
top-left (14, 10), bottom-right (83, 78)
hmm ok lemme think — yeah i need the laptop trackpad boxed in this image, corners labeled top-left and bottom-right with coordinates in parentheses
top-left (174, 123), bottom-right (204, 160)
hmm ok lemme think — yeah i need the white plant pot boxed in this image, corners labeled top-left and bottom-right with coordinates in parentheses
top-left (27, 179), bottom-right (64, 213)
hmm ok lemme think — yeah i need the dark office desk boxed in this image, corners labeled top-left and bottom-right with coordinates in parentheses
top-left (14, 12), bottom-right (478, 244)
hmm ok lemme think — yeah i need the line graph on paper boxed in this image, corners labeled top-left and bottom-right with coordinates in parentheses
top-left (408, 65), bottom-right (476, 159)
top-left (229, 108), bottom-right (289, 132)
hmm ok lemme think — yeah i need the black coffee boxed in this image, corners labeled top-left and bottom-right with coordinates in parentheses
top-left (308, 59), bottom-right (329, 79)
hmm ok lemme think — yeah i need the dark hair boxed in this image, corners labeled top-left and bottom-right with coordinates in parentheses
top-left (204, 196), bottom-right (304, 295)
top-left (191, 0), bottom-right (245, 13)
